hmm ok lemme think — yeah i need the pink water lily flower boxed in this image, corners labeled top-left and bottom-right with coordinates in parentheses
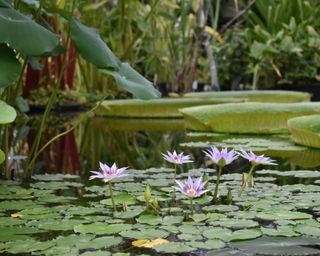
top-left (89, 162), bottom-right (128, 183)
top-left (203, 146), bottom-right (238, 167)
top-left (238, 148), bottom-right (277, 166)
top-left (162, 150), bottom-right (193, 165)
top-left (175, 176), bottom-right (209, 198)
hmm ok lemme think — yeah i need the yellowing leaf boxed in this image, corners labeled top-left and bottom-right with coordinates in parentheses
top-left (11, 212), bottom-right (23, 218)
top-left (132, 238), bottom-right (170, 248)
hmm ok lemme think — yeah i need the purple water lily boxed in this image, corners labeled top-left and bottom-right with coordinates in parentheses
top-left (203, 146), bottom-right (238, 202)
top-left (175, 176), bottom-right (208, 214)
top-left (162, 150), bottom-right (193, 165)
top-left (238, 148), bottom-right (277, 166)
top-left (238, 148), bottom-right (277, 197)
top-left (89, 162), bottom-right (128, 183)
top-left (89, 162), bottom-right (129, 212)
top-left (203, 146), bottom-right (238, 167)
top-left (175, 176), bottom-right (209, 198)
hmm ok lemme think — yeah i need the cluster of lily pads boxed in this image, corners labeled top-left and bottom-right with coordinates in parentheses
top-left (1, 161), bottom-right (320, 255)
top-left (89, 147), bottom-right (276, 213)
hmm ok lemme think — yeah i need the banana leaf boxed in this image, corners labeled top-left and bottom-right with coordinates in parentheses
top-left (94, 98), bottom-right (243, 118)
top-left (183, 90), bottom-right (311, 103)
top-left (180, 102), bottom-right (320, 134)
top-left (288, 115), bottom-right (320, 149)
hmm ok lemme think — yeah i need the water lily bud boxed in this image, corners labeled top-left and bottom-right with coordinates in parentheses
top-left (144, 183), bottom-right (152, 202)
top-left (153, 197), bottom-right (159, 209)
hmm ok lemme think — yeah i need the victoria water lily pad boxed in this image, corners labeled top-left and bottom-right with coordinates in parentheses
top-left (183, 90), bottom-right (311, 103)
top-left (94, 97), bottom-right (243, 118)
top-left (180, 102), bottom-right (320, 133)
top-left (288, 115), bottom-right (320, 149)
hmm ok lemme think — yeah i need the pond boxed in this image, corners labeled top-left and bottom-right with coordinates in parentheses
top-left (1, 114), bottom-right (320, 255)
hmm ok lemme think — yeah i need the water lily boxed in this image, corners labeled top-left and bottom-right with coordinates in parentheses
top-left (175, 176), bottom-right (209, 214)
top-left (162, 150), bottom-right (193, 165)
top-left (89, 162), bottom-right (129, 211)
top-left (238, 148), bottom-right (277, 166)
top-left (203, 146), bottom-right (238, 202)
top-left (203, 146), bottom-right (238, 167)
top-left (162, 150), bottom-right (193, 200)
top-left (238, 148), bottom-right (277, 196)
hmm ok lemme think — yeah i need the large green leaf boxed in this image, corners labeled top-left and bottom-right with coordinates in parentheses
top-left (108, 62), bottom-right (161, 99)
top-left (70, 19), bottom-right (160, 99)
top-left (0, 44), bottom-right (21, 89)
top-left (70, 18), bottom-right (120, 70)
top-left (288, 115), bottom-right (320, 149)
top-left (95, 98), bottom-right (243, 118)
top-left (0, 7), bottom-right (60, 56)
top-left (0, 100), bottom-right (16, 124)
top-left (180, 102), bottom-right (320, 133)
top-left (183, 90), bottom-right (311, 103)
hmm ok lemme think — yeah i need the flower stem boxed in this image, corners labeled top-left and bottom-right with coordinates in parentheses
top-left (189, 197), bottom-right (194, 214)
top-left (238, 165), bottom-right (255, 197)
top-left (172, 164), bottom-right (177, 201)
top-left (108, 181), bottom-right (116, 212)
top-left (213, 165), bottom-right (223, 202)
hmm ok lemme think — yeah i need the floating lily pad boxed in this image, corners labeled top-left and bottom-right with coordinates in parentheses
top-left (186, 239), bottom-right (225, 250)
top-left (154, 242), bottom-right (194, 253)
top-left (256, 210), bottom-right (312, 221)
top-left (74, 223), bottom-right (131, 235)
top-left (120, 228), bottom-right (169, 240)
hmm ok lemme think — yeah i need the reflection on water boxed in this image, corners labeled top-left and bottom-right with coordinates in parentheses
top-left (8, 113), bottom-right (320, 179)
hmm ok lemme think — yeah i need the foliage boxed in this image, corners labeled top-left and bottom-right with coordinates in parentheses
top-left (217, 0), bottom-right (320, 89)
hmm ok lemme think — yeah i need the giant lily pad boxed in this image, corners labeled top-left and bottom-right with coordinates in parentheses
top-left (184, 90), bottom-right (311, 103)
top-left (288, 115), bottom-right (320, 149)
top-left (94, 97), bottom-right (243, 118)
top-left (180, 102), bottom-right (320, 133)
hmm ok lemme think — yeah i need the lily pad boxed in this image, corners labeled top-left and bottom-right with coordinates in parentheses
top-left (74, 223), bottom-right (131, 235)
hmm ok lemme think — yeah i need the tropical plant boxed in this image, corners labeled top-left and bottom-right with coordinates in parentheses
top-left (0, 0), bottom-right (160, 176)
top-left (217, 0), bottom-right (320, 89)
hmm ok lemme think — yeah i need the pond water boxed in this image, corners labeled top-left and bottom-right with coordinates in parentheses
top-left (1, 114), bottom-right (320, 255)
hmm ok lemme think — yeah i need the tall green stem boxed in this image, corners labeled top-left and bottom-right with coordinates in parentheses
top-left (172, 164), bottom-right (177, 201)
top-left (213, 165), bottom-right (223, 202)
top-left (108, 180), bottom-right (116, 212)
top-left (238, 165), bottom-right (255, 197)
top-left (189, 197), bottom-right (194, 214)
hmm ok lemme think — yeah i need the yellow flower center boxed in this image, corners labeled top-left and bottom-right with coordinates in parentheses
top-left (186, 188), bottom-right (197, 196)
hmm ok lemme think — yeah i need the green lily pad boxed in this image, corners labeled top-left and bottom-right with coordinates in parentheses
top-left (154, 243), bottom-right (194, 253)
top-left (256, 210), bottom-right (312, 221)
top-left (186, 239), bottom-right (225, 250)
top-left (261, 226), bottom-right (299, 237)
top-left (120, 228), bottom-right (169, 240)
top-left (74, 223), bottom-right (131, 235)
top-left (100, 192), bottom-right (137, 206)
top-left (294, 224), bottom-right (320, 237)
